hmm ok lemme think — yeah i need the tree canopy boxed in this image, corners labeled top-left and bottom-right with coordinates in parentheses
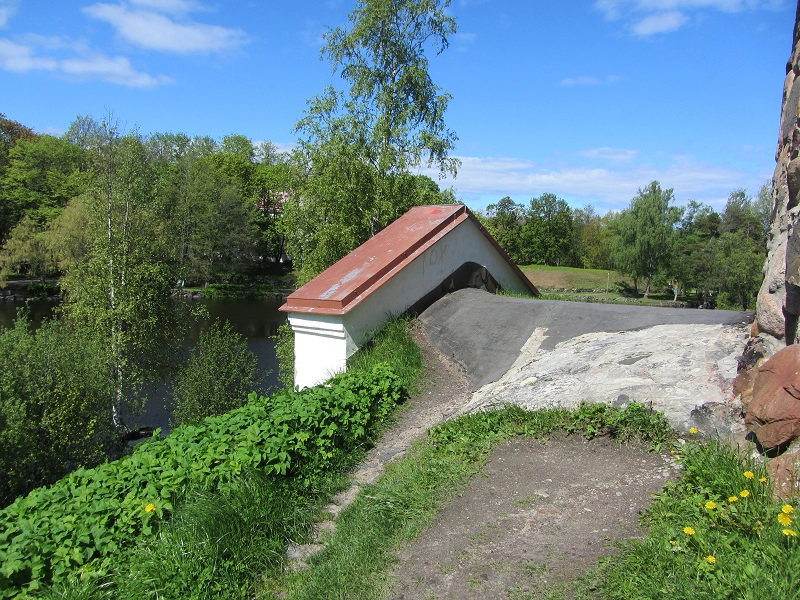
top-left (286, 0), bottom-right (459, 282)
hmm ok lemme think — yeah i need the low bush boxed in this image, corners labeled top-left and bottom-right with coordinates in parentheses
top-left (0, 363), bottom-right (405, 598)
top-left (24, 282), bottom-right (59, 298)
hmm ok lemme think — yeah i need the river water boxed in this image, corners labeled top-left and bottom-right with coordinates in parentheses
top-left (0, 297), bottom-right (287, 435)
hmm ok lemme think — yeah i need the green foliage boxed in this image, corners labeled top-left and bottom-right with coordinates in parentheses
top-left (116, 472), bottom-right (313, 600)
top-left (565, 401), bottom-right (674, 451)
top-left (274, 321), bottom-right (295, 392)
top-left (483, 197), bottom-right (525, 263)
top-left (596, 440), bottom-right (800, 599)
top-left (0, 363), bottom-right (405, 598)
top-left (0, 313), bottom-right (119, 507)
top-left (170, 320), bottom-right (261, 427)
top-left (25, 281), bottom-right (59, 298)
top-left (483, 194), bottom-right (575, 267)
top-left (0, 134), bottom-right (89, 242)
top-left (521, 193), bottom-right (575, 266)
top-left (287, 0), bottom-right (459, 282)
top-left (59, 123), bottom-right (191, 425)
top-left (347, 315), bottom-right (423, 394)
top-left (0, 216), bottom-right (57, 283)
top-left (613, 181), bottom-right (683, 298)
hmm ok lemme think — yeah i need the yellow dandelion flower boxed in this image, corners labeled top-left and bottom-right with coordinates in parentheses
top-left (706, 555), bottom-right (716, 564)
top-left (740, 490), bottom-right (750, 498)
top-left (744, 471), bottom-right (755, 479)
top-left (783, 529), bottom-right (797, 537)
top-left (145, 503), bottom-right (156, 513)
top-left (683, 526), bottom-right (696, 535)
top-left (783, 504), bottom-right (795, 515)
top-left (705, 501), bottom-right (717, 510)
top-left (689, 427), bottom-right (698, 435)
top-left (779, 513), bottom-right (793, 526)
top-left (728, 496), bottom-right (738, 503)
top-left (669, 540), bottom-right (676, 545)
top-left (759, 477), bottom-right (767, 483)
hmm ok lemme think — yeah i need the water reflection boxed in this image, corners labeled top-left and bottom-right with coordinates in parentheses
top-left (0, 297), bottom-right (287, 435)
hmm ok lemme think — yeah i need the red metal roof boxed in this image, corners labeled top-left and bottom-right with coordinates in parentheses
top-left (280, 204), bottom-right (537, 315)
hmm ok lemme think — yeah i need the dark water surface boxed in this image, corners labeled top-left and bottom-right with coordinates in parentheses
top-left (0, 297), bottom-right (287, 435)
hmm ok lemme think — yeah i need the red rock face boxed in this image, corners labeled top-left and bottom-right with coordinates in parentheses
top-left (745, 345), bottom-right (800, 450)
top-left (769, 448), bottom-right (800, 499)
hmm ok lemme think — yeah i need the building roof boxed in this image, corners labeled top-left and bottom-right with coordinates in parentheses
top-left (280, 204), bottom-right (538, 316)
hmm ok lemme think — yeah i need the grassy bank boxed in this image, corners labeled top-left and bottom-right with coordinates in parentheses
top-left (520, 265), bottom-right (628, 292)
top-left (27, 317), bottom-right (421, 600)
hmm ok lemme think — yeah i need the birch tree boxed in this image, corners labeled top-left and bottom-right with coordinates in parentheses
top-left (614, 181), bottom-right (682, 298)
top-left (287, 0), bottom-right (459, 281)
top-left (60, 118), bottom-right (185, 428)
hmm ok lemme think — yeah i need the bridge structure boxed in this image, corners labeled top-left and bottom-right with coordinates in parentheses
top-left (279, 204), bottom-right (539, 389)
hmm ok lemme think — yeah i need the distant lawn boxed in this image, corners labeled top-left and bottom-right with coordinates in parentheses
top-left (520, 265), bottom-right (632, 292)
top-left (517, 265), bottom-right (689, 307)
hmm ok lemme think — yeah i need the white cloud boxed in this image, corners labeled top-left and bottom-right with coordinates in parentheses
top-left (0, 38), bottom-right (56, 71)
top-left (594, 0), bottom-right (789, 35)
top-left (61, 54), bottom-right (172, 87)
top-left (0, 0), bottom-right (18, 28)
top-left (84, 2), bottom-right (247, 54)
top-left (631, 11), bottom-right (688, 34)
top-left (578, 147), bottom-right (639, 161)
top-left (425, 154), bottom-right (764, 213)
top-left (559, 74), bottom-right (622, 86)
top-left (0, 36), bottom-right (170, 87)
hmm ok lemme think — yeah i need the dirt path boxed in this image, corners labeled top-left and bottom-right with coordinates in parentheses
top-left (388, 434), bottom-right (679, 599)
top-left (291, 323), bottom-right (681, 597)
top-left (380, 325), bottom-right (680, 599)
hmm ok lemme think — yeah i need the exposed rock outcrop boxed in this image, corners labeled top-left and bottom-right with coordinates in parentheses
top-left (757, 2), bottom-right (800, 343)
top-left (739, 4), bottom-right (800, 495)
top-left (744, 345), bottom-right (800, 451)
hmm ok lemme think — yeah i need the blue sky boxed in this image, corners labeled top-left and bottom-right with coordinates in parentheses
top-left (0, 0), bottom-right (794, 213)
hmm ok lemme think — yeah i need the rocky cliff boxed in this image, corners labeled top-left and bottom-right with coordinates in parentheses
top-left (758, 1), bottom-right (800, 345)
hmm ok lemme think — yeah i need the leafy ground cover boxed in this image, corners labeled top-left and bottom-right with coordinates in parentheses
top-left (0, 335), bottom-right (412, 598)
top-left (596, 438), bottom-right (800, 600)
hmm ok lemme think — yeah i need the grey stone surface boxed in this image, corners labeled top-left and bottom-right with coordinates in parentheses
top-left (419, 289), bottom-right (753, 439)
top-left (420, 288), bottom-right (751, 386)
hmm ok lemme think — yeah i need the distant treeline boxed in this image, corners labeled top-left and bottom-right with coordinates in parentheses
top-left (479, 182), bottom-right (770, 309)
top-left (0, 113), bottom-right (453, 287)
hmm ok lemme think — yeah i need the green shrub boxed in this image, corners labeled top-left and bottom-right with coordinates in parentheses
top-left (0, 363), bottom-right (405, 598)
top-left (274, 321), bottom-right (295, 391)
top-left (170, 319), bottom-right (260, 427)
top-left (347, 315), bottom-right (422, 394)
top-left (0, 314), bottom-right (120, 507)
top-left (566, 401), bottom-right (674, 451)
top-left (200, 283), bottom-right (247, 299)
top-left (25, 282), bottom-right (59, 298)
